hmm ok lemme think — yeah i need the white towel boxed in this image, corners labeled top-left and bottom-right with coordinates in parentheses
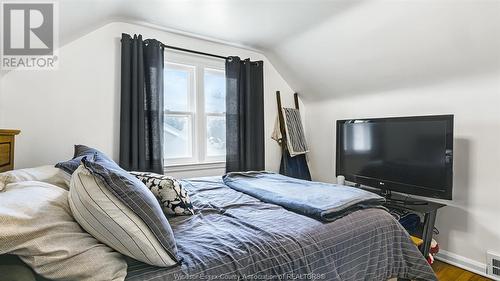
top-left (271, 116), bottom-right (283, 144)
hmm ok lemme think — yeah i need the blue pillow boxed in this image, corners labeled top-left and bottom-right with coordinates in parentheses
top-left (81, 154), bottom-right (179, 264)
top-left (56, 145), bottom-right (114, 174)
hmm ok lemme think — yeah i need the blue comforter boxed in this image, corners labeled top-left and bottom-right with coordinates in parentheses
top-left (223, 172), bottom-right (385, 221)
top-left (125, 176), bottom-right (436, 281)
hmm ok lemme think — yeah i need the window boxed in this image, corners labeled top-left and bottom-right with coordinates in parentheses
top-left (164, 52), bottom-right (226, 167)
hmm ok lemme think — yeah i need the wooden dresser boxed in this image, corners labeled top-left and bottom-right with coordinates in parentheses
top-left (0, 129), bottom-right (20, 172)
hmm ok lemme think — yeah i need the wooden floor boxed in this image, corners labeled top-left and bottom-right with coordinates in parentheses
top-left (432, 260), bottom-right (493, 281)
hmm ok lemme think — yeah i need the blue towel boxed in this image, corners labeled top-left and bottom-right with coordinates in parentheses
top-left (223, 171), bottom-right (385, 222)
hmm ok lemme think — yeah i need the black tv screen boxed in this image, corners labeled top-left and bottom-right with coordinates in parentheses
top-left (336, 115), bottom-right (453, 200)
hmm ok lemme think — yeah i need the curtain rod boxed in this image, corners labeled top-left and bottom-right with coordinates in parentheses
top-left (160, 43), bottom-right (228, 60)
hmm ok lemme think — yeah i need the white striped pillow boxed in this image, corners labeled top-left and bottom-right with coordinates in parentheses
top-left (68, 165), bottom-right (177, 267)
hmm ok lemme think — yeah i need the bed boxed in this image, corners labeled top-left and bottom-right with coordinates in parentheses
top-left (125, 177), bottom-right (437, 281)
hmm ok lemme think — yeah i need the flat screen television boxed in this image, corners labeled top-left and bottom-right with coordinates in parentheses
top-left (336, 115), bottom-right (453, 200)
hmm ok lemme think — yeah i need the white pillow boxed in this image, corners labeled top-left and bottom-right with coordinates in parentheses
top-left (69, 165), bottom-right (177, 267)
top-left (0, 165), bottom-right (70, 191)
top-left (0, 181), bottom-right (127, 281)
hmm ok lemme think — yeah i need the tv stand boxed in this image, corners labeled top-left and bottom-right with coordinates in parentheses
top-left (358, 186), bottom-right (446, 258)
top-left (381, 189), bottom-right (429, 205)
top-left (386, 197), bottom-right (429, 206)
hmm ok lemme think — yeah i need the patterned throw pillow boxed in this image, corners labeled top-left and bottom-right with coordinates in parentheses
top-left (130, 172), bottom-right (194, 216)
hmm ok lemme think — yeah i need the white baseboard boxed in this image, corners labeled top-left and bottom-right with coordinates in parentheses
top-left (435, 249), bottom-right (499, 280)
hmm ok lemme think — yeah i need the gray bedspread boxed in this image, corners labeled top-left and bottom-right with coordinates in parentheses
top-left (125, 177), bottom-right (436, 281)
top-left (223, 172), bottom-right (386, 222)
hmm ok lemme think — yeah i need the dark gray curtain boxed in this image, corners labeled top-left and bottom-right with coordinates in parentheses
top-left (225, 57), bottom-right (264, 172)
top-left (119, 33), bottom-right (164, 174)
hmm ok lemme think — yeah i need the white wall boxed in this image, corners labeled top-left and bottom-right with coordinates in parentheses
top-left (0, 22), bottom-right (299, 177)
top-left (285, 0), bottom-right (500, 274)
top-left (305, 72), bottom-right (500, 270)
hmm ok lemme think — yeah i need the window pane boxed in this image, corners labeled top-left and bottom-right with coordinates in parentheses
top-left (165, 115), bottom-right (192, 159)
top-left (206, 116), bottom-right (226, 157)
top-left (164, 64), bottom-right (193, 112)
top-left (204, 69), bottom-right (225, 113)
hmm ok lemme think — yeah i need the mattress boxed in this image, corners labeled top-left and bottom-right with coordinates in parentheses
top-left (126, 177), bottom-right (436, 281)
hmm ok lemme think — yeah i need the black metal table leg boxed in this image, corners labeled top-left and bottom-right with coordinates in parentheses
top-left (420, 210), bottom-right (437, 258)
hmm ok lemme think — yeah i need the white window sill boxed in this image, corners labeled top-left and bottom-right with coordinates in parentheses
top-left (164, 162), bottom-right (225, 173)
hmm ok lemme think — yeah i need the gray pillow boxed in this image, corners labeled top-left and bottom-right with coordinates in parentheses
top-left (79, 154), bottom-right (179, 266)
top-left (55, 145), bottom-right (114, 175)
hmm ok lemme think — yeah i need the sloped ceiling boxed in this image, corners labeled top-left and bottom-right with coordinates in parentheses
top-left (57, 0), bottom-right (500, 100)
top-left (57, 0), bottom-right (356, 48)
top-left (269, 0), bottom-right (500, 100)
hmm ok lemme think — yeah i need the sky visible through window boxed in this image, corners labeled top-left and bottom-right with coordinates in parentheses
top-left (204, 69), bottom-right (226, 157)
top-left (164, 68), bottom-right (190, 112)
top-left (204, 69), bottom-right (225, 113)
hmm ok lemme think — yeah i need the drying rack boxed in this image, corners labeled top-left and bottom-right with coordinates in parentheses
top-left (275, 91), bottom-right (311, 180)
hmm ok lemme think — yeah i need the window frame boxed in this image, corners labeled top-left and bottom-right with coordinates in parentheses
top-left (163, 51), bottom-right (226, 168)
